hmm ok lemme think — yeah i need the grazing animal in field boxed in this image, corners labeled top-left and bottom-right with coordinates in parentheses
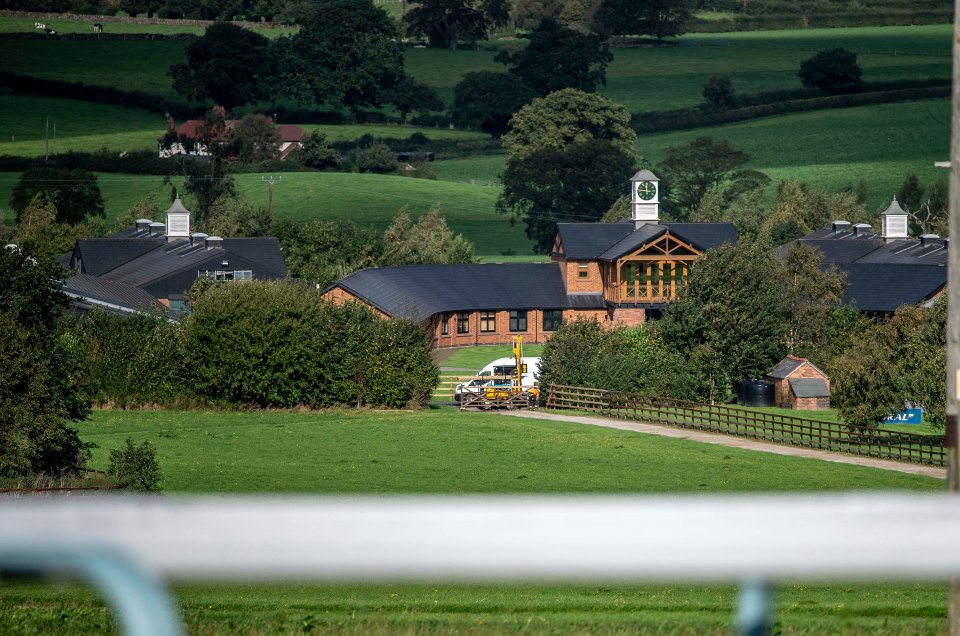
top-left (93, 23), bottom-right (103, 33)
top-left (44, 27), bottom-right (56, 34)
top-left (35, 22), bottom-right (45, 29)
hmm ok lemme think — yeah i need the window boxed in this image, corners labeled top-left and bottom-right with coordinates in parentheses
top-left (457, 312), bottom-right (470, 334)
top-left (542, 310), bottom-right (563, 332)
top-left (509, 310), bottom-right (527, 332)
top-left (199, 269), bottom-right (253, 282)
top-left (441, 313), bottom-right (449, 335)
top-left (578, 262), bottom-right (589, 278)
top-left (480, 311), bottom-right (496, 333)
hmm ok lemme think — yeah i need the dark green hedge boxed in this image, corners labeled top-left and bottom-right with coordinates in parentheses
top-left (631, 84), bottom-right (950, 135)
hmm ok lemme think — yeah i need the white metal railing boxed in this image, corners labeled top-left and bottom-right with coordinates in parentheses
top-left (3, 494), bottom-right (960, 635)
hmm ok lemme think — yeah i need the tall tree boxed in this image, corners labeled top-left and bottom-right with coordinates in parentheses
top-left (655, 137), bottom-right (765, 222)
top-left (896, 173), bottom-right (924, 212)
top-left (495, 19), bottom-right (612, 96)
top-left (404, 0), bottom-right (510, 49)
top-left (11, 168), bottom-right (105, 225)
top-left (501, 88), bottom-right (636, 160)
top-left (594, 0), bottom-right (693, 41)
top-left (452, 71), bottom-right (537, 137)
top-left (381, 207), bottom-right (478, 266)
top-left (498, 138), bottom-right (635, 252)
top-left (280, 0), bottom-right (404, 119)
top-left (183, 107), bottom-right (237, 224)
top-left (382, 78), bottom-right (445, 126)
top-left (798, 48), bottom-right (863, 94)
top-left (0, 247), bottom-right (89, 478)
top-left (227, 114), bottom-right (282, 162)
top-left (779, 242), bottom-right (846, 361)
top-left (658, 240), bottom-right (785, 403)
top-left (168, 22), bottom-right (271, 110)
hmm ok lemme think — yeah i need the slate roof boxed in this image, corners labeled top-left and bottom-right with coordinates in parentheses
top-left (836, 263), bottom-right (947, 312)
top-left (767, 356), bottom-right (806, 379)
top-left (664, 223), bottom-right (738, 251)
top-left (64, 273), bottom-right (165, 313)
top-left (778, 238), bottom-right (884, 265)
top-left (852, 239), bottom-right (948, 266)
top-left (556, 222), bottom-right (634, 259)
top-left (557, 221), bottom-right (737, 260)
top-left (597, 224), bottom-right (665, 261)
top-left (330, 263), bottom-right (604, 322)
top-left (789, 378), bottom-right (830, 398)
top-left (72, 238), bottom-right (165, 276)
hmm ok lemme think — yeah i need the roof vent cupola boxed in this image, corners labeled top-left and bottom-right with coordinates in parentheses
top-left (880, 196), bottom-right (909, 242)
top-left (630, 170), bottom-right (660, 229)
top-left (164, 196), bottom-right (191, 240)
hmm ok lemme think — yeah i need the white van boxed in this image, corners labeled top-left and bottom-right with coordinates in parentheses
top-left (455, 357), bottom-right (541, 402)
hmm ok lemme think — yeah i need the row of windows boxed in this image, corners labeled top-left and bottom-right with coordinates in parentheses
top-left (440, 310), bottom-right (564, 335)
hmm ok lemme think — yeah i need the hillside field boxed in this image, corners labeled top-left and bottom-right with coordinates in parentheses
top-left (0, 24), bottom-right (950, 111)
top-left (0, 407), bottom-right (946, 634)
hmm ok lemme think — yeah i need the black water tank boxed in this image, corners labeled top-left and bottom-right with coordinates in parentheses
top-left (737, 379), bottom-right (775, 407)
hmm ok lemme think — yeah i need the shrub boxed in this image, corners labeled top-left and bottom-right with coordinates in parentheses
top-left (349, 143), bottom-right (398, 173)
top-left (703, 74), bottom-right (735, 107)
top-left (108, 437), bottom-right (162, 492)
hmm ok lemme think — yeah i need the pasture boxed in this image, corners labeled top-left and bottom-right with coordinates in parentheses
top-left (0, 407), bottom-right (947, 634)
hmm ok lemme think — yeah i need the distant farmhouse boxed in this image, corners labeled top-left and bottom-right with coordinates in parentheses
top-left (158, 116), bottom-right (305, 160)
top-left (782, 198), bottom-right (947, 313)
top-left (60, 198), bottom-right (286, 316)
top-left (323, 171), bottom-right (736, 347)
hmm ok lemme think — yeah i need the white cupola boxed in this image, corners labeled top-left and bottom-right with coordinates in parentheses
top-left (630, 169), bottom-right (660, 228)
top-left (880, 196), bottom-right (909, 242)
top-left (164, 196), bottom-right (191, 240)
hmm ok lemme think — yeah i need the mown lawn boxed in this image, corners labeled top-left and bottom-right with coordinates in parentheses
top-left (0, 407), bottom-right (945, 634)
top-left (439, 344), bottom-right (545, 370)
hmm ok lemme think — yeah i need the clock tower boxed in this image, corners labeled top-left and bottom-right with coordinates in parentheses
top-left (630, 169), bottom-right (660, 228)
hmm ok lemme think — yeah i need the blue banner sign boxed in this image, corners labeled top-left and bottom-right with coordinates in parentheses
top-left (882, 408), bottom-right (923, 425)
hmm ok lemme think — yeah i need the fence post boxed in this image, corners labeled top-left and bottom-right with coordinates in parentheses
top-left (737, 579), bottom-right (773, 636)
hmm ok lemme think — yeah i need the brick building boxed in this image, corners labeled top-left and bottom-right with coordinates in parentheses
top-left (323, 172), bottom-right (736, 347)
top-left (765, 355), bottom-right (831, 410)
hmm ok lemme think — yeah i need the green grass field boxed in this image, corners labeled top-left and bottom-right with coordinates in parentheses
top-left (438, 344), bottom-right (544, 369)
top-left (0, 407), bottom-right (945, 634)
top-left (0, 16), bottom-right (296, 37)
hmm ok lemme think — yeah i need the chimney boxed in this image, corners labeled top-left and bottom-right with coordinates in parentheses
top-left (831, 220), bottom-right (851, 233)
top-left (629, 169), bottom-right (660, 228)
top-left (205, 236), bottom-right (224, 250)
top-left (135, 218), bottom-right (153, 234)
top-left (148, 222), bottom-right (165, 237)
top-left (943, 238), bottom-right (950, 252)
top-left (852, 223), bottom-right (871, 236)
top-left (919, 233), bottom-right (939, 247)
top-left (164, 196), bottom-right (191, 240)
top-left (880, 196), bottom-right (909, 242)
top-left (190, 232), bottom-right (208, 247)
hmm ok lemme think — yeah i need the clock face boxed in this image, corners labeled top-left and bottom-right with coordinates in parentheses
top-left (637, 181), bottom-right (657, 201)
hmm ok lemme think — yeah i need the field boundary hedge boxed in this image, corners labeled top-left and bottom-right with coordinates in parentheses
top-left (0, 9), bottom-right (289, 29)
top-left (686, 9), bottom-right (952, 32)
top-left (631, 84), bottom-right (951, 134)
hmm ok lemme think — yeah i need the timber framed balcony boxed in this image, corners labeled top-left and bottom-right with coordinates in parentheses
top-left (607, 234), bottom-right (699, 304)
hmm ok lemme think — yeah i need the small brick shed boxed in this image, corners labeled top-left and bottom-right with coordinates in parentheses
top-left (764, 355), bottom-right (831, 410)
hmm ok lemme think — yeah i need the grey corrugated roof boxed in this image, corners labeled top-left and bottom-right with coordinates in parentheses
top-left (781, 238), bottom-right (885, 265)
top-left (851, 240), bottom-right (948, 266)
top-left (789, 378), bottom-right (830, 398)
top-left (221, 238), bottom-right (287, 276)
top-left (837, 263), bottom-right (947, 312)
top-left (767, 356), bottom-right (806, 379)
top-left (73, 238), bottom-right (165, 276)
top-left (331, 263), bottom-right (598, 322)
top-left (556, 222), bottom-right (634, 259)
top-left (597, 224), bottom-right (665, 260)
top-left (664, 223), bottom-right (738, 251)
top-left (100, 241), bottom-right (230, 286)
top-left (802, 227), bottom-right (882, 241)
top-left (64, 273), bottom-right (164, 312)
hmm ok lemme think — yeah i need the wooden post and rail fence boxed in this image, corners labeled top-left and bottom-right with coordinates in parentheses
top-left (545, 384), bottom-right (946, 467)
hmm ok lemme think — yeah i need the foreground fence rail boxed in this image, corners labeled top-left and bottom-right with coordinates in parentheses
top-left (3, 495), bottom-right (960, 635)
top-left (546, 384), bottom-right (946, 466)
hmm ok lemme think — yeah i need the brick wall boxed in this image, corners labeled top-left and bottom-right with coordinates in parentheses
top-left (609, 307), bottom-right (645, 327)
top-left (321, 286), bottom-right (388, 319)
top-left (561, 259), bottom-right (604, 294)
top-left (794, 396), bottom-right (830, 410)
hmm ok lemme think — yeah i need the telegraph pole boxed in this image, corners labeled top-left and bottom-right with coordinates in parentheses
top-left (261, 175), bottom-right (281, 220)
top-left (948, 0), bottom-right (960, 631)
